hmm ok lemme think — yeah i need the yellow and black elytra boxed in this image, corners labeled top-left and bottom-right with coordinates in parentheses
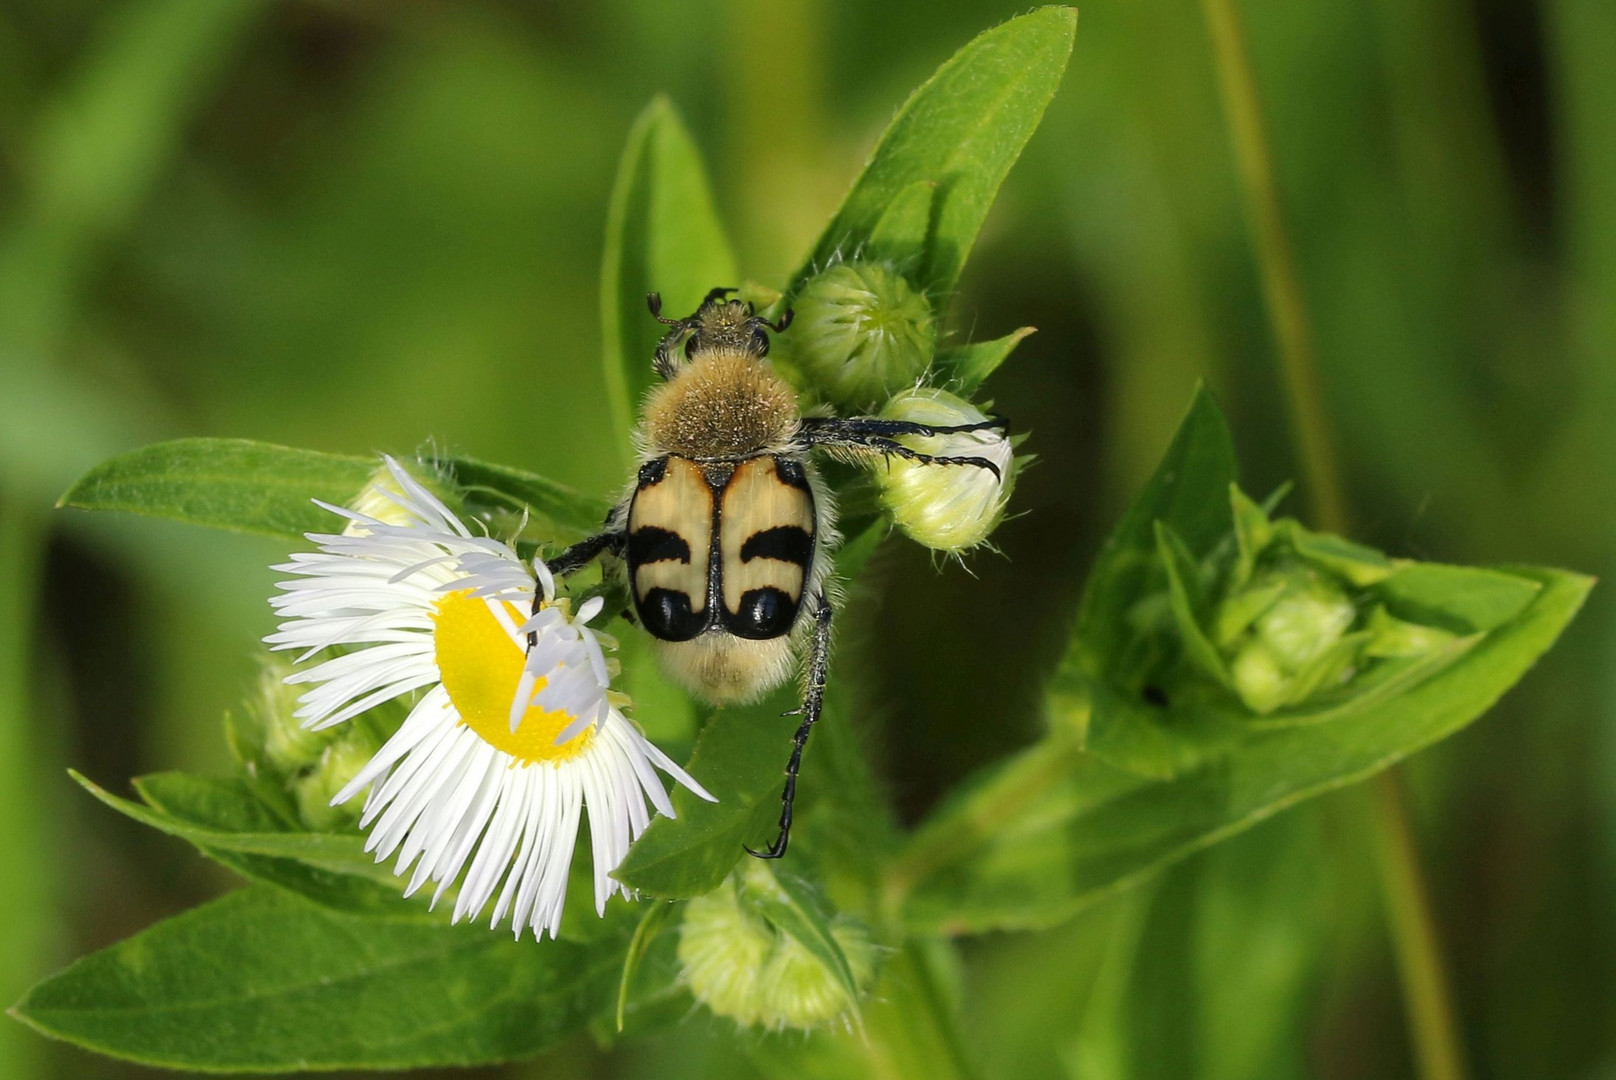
top-left (545, 286), bottom-right (1009, 859)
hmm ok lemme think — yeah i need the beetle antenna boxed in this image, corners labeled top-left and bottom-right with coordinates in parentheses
top-left (647, 292), bottom-right (681, 325)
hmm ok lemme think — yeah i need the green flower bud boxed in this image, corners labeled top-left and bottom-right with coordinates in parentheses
top-left (1230, 638), bottom-right (1289, 714)
top-left (678, 867), bottom-right (877, 1031)
top-left (247, 657), bottom-right (329, 773)
top-left (1222, 563), bottom-right (1360, 714)
top-left (788, 262), bottom-right (935, 410)
top-left (873, 388), bottom-right (1016, 552)
top-left (1252, 565), bottom-right (1356, 669)
top-left (293, 728), bottom-right (381, 831)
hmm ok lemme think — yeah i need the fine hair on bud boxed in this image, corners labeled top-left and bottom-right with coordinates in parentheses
top-left (874, 387), bottom-right (1016, 553)
top-left (677, 865), bottom-right (877, 1031)
top-left (786, 261), bottom-right (936, 411)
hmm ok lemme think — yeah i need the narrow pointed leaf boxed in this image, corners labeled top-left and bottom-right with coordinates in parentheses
top-left (73, 771), bottom-right (400, 892)
top-left (57, 439), bottom-right (607, 542)
top-left (57, 439), bottom-right (373, 539)
top-left (936, 326), bottom-right (1036, 393)
top-left (1072, 386), bottom-right (1238, 673)
top-left (600, 96), bottom-right (736, 456)
top-left (789, 7), bottom-right (1076, 300)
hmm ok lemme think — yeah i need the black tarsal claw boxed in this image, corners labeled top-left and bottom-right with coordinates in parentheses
top-left (743, 842), bottom-right (787, 860)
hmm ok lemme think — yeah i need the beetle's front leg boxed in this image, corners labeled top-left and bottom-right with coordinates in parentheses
top-left (547, 530), bottom-right (625, 577)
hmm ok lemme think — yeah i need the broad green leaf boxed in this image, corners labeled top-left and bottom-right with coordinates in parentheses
top-left (864, 179), bottom-right (936, 268)
top-left (600, 96), bottom-right (737, 457)
top-left (57, 438), bottom-right (374, 540)
top-left (609, 688), bottom-right (797, 899)
top-left (739, 863), bottom-right (862, 1019)
top-left (1072, 387), bottom-right (1238, 674)
top-left (936, 326), bottom-right (1036, 394)
top-left (789, 7), bottom-right (1076, 300)
top-left (11, 885), bottom-right (622, 1071)
top-left (896, 566), bottom-right (1592, 933)
top-left (57, 438), bottom-right (607, 543)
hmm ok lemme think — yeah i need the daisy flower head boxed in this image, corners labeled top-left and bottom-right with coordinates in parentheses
top-left (266, 456), bottom-right (712, 940)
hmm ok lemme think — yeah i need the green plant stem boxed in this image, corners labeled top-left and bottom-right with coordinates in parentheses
top-left (1199, 0), bottom-right (1346, 536)
top-left (1198, 2), bottom-right (1470, 1079)
top-left (1370, 771), bottom-right (1469, 1080)
top-left (882, 736), bottom-right (1082, 925)
top-left (0, 502), bottom-right (48, 1080)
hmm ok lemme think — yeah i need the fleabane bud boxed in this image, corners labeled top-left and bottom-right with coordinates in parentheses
top-left (249, 657), bottom-right (329, 772)
top-left (873, 387), bottom-right (1016, 552)
top-left (293, 727), bottom-right (382, 830)
top-left (343, 461), bottom-right (461, 536)
top-left (788, 262), bottom-right (936, 410)
top-left (678, 865), bottom-right (877, 1031)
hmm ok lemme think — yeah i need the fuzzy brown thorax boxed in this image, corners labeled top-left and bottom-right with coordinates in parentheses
top-left (642, 348), bottom-right (800, 459)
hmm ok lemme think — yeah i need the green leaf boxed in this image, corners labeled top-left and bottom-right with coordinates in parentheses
top-left (739, 863), bottom-right (862, 1019)
top-left (1375, 561), bottom-right (1542, 633)
top-left (72, 771), bottom-right (406, 896)
top-left (789, 7), bottom-right (1076, 300)
top-left (126, 771), bottom-right (419, 917)
top-left (613, 901), bottom-right (677, 1034)
top-left (864, 179), bottom-right (936, 268)
top-left (935, 326), bottom-right (1036, 394)
top-left (57, 438), bottom-right (374, 540)
top-left (609, 689), bottom-right (795, 899)
top-left (11, 885), bottom-right (622, 1071)
top-left (1155, 521), bottom-right (1230, 686)
top-left (56, 438), bottom-right (608, 544)
top-left (445, 455), bottom-right (612, 537)
top-left (897, 566), bottom-right (1592, 933)
top-left (1073, 386), bottom-right (1238, 672)
top-left (1282, 522), bottom-right (1395, 586)
top-left (600, 96), bottom-right (737, 456)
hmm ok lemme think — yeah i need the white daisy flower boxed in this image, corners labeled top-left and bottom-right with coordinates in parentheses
top-left (266, 456), bottom-right (713, 940)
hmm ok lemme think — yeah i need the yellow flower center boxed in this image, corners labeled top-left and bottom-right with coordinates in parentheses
top-left (431, 590), bottom-right (594, 764)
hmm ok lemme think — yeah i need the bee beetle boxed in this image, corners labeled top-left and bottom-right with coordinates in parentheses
top-left (547, 287), bottom-right (1007, 858)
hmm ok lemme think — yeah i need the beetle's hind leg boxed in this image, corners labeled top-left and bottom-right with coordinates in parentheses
top-left (746, 592), bottom-right (833, 861)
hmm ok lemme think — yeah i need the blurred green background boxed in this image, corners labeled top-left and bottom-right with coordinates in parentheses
top-left (1, 0), bottom-right (1611, 1077)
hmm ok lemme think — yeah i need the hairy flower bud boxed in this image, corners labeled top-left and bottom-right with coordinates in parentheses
top-left (678, 865), bottom-right (877, 1031)
top-left (344, 461), bottom-right (461, 536)
top-left (873, 387), bottom-right (1016, 552)
top-left (294, 728), bottom-right (382, 830)
top-left (788, 262), bottom-right (936, 410)
top-left (248, 657), bottom-right (329, 772)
